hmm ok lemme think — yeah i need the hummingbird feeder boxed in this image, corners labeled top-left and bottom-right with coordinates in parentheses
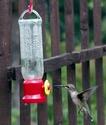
top-left (18, 8), bottom-right (51, 104)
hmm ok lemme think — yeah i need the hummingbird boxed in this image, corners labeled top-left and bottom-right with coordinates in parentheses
top-left (54, 84), bottom-right (98, 121)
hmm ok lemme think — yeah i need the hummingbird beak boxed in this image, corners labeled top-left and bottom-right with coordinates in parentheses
top-left (53, 85), bottom-right (69, 89)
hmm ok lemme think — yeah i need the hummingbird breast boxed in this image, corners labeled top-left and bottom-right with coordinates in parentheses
top-left (70, 91), bottom-right (81, 106)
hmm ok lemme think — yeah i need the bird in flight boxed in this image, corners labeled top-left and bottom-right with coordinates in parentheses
top-left (54, 84), bottom-right (98, 122)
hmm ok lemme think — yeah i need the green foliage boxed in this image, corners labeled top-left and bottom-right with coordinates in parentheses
top-left (12, 108), bottom-right (19, 125)
top-left (57, 0), bottom-right (106, 44)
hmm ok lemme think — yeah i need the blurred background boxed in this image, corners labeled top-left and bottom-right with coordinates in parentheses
top-left (11, 0), bottom-right (106, 125)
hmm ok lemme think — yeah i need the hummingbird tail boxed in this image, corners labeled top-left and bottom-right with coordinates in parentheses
top-left (84, 109), bottom-right (94, 122)
top-left (89, 115), bottom-right (94, 122)
top-left (82, 103), bottom-right (94, 122)
top-left (86, 112), bottom-right (94, 122)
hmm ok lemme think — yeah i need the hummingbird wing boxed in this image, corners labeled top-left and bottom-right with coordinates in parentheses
top-left (77, 86), bottom-right (98, 101)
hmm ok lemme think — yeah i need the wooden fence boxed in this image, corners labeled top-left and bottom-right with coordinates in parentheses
top-left (0, 0), bottom-right (105, 125)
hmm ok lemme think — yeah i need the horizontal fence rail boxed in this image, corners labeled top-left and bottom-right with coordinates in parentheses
top-left (45, 45), bottom-right (106, 72)
top-left (8, 44), bottom-right (106, 73)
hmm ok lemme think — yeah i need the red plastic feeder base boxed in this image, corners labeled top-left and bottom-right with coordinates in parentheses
top-left (22, 79), bottom-right (46, 104)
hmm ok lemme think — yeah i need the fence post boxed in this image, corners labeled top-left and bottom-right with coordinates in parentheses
top-left (80, 0), bottom-right (91, 124)
top-left (93, 0), bottom-right (105, 125)
top-left (18, 1), bottom-right (31, 125)
top-left (50, 0), bottom-right (63, 125)
top-left (0, 0), bottom-right (12, 125)
top-left (65, 0), bottom-right (77, 125)
top-left (36, 0), bottom-right (48, 125)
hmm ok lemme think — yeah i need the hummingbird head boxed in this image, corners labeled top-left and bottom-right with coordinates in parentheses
top-left (53, 84), bottom-right (76, 92)
top-left (64, 84), bottom-right (76, 92)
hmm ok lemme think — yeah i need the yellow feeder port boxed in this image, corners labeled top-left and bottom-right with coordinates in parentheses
top-left (44, 80), bottom-right (52, 95)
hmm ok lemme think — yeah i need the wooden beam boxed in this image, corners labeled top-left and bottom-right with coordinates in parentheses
top-left (44, 52), bottom-right (79, 72)
top-left (93, 0), bottom-right (105, 124)
top-left (80, 0), bottom-right (90, 123)
top-left (44, 45), bottom-right (106, 72)
top-left (50, 0), bottom-right (63, 124)
top-left (36, 1), bottom-right (48, 125)
top-left (0, 0), bottom-right (12, 125)
top-left (18, 1), bottom-right (31, 125)
top-left (8, 45), bottom-right (106, 74)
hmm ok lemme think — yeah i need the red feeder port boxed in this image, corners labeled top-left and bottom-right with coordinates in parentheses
top-left (22, 79), bottom-right (46, 104)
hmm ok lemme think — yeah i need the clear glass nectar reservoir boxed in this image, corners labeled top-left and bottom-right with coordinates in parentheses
top-left (18, 10), bottom-right (44, 80)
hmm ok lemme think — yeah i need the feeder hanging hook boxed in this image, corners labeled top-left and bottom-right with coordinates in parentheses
top-left (28, 0), bottom-right (33, 13)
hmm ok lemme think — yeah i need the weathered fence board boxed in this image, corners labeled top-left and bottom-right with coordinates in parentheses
top-left (8, 43), bottom-right (106, 72)
top-left (65, 0), bottom-right (77, 125)
top-left (36, 1), bottom-right (48, 125)
top-left (50, 0), bottom-right (63, 125)
top-left (18, 1), bottom-right (31, 125)
top-left (16, 68), bottom-right (31, 125)
top-left (80, 0), bottom-right (91, 124)
top-left (44, 45), bottom-right (106, 72)
top-left (0, 0), bottom-right (11, 125)
top-left (93, 0), bottom-right (105, 125)
top-left (18, 0), bottom-right (27, 15)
